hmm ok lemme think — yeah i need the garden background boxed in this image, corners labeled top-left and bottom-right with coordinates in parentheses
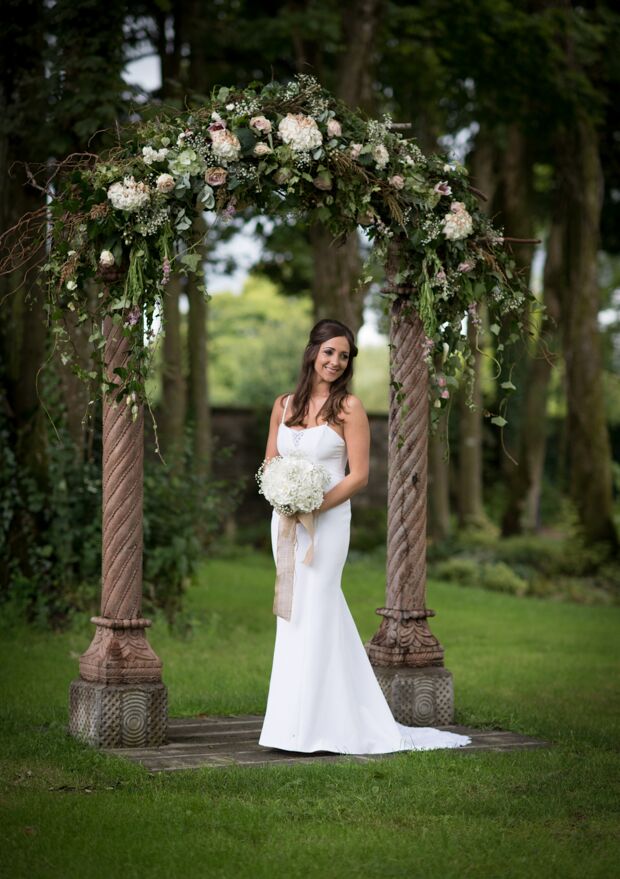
top-left (1, 1), bottom-right (619, 877)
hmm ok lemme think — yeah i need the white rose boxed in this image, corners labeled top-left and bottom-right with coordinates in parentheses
top-left (66, 279), bottom-right (77, 290)
top-left (250, 115), bottom-right (272, 133)
top-left (156, 173), bottom-right (175, 193)
top-left (99, 250), bottom-right (115, 268)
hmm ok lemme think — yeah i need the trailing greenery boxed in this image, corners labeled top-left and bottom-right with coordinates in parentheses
top-left (1, 553), bottom-right (618, 878)
top-left (17, 74), bottom-right (535, 425)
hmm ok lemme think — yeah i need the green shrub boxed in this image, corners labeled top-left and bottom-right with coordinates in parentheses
top-left (479, 561), bottom-right (528, 596)
top-left (431, 558), bottom-right (527, 596)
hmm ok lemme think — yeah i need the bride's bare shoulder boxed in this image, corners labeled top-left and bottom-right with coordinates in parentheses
top-left (272, 392), bottom-right (292, 416)
top-left (341, 394), bottom-right (368, 424)
top-left (342, 393), bottom-right (366, 414)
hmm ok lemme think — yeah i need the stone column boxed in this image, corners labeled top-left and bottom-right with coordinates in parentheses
top-left (367, 248), bottom-right (455, 725)
top-left (69, 314), bottom-right (167, 748)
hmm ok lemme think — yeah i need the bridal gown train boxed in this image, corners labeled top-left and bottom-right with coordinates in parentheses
top-left (258, 399), bottom-right (471, 755)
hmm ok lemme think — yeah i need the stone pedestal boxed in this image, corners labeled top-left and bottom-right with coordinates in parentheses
top-left (69, 680), bottom-right (167, 748)
top-left (371, 665), bottom-right (454, 726)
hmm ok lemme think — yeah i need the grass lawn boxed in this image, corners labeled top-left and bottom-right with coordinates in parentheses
top-left (1, 548), bottom-right (619, 879)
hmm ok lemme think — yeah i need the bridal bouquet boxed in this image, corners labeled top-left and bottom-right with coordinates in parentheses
top-left (256, 452), bottom-right (331, 516)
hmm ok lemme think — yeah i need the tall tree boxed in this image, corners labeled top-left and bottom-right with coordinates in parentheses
top-left (555, 113), bottom-right (617, 549)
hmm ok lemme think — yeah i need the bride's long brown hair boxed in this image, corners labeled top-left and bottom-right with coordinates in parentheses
top-left (284, 319), bottom-right (358, 428)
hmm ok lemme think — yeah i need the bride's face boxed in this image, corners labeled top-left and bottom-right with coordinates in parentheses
top-left (313, 335), bottom-right (351, 384)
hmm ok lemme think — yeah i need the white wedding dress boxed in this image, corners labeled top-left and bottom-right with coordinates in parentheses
top-left (258, 397), bottom-right (471, 755)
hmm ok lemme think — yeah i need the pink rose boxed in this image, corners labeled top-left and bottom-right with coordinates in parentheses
top-left (350, 143), bottom-right (363, 159)
top-left (253, 142), bottom-right (272, 156)
top-left (327, 118), bottom-right (342, 137)
top-left (205, 167), bottom-right (228, 187)
top-left (434, 181), bottom-right (452, 196)
top-left (436, 268), bottom-right (447, 283)
top-left (437, 375), bottom-right (447, 388)
top-left (250, 115), bottom-right (272, 133)
top-left (440, 389), bottom-right (450, 399)
top-left (389, 175), bottom-right (405, 190)
top-left (457, 260), bottom-right (475, 273)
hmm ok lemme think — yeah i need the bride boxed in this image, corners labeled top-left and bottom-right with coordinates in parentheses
top-left (258, 318), bottom-right (470, 754)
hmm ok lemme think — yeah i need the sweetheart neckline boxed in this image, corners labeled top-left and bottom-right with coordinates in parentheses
top-left (279, 422), bottom-right (345, 445)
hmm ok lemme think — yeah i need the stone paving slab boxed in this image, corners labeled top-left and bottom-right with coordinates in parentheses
top-left (104, 715), bottom-right (551, 772)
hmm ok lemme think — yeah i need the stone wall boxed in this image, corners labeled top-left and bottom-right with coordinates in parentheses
top-left (211, 406), bottom-right (388, 525)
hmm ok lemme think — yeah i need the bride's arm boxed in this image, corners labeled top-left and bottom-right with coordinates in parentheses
top-left (318, 395), bottom-right (370, 513)
top-left (264, 393), bottom-right (287, 461)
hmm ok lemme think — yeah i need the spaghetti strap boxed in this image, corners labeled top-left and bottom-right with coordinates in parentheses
top-left (281, 394), bottom-right (291, 425)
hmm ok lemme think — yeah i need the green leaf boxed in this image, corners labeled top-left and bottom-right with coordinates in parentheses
top-left (491, 416), bottom-right (507, 427)
top-left (180, 253), bottom-right (201, 272)
top-left (500, 381), bottom-right (516, 390)
top-left (490, 323), bottom-right (500, 335)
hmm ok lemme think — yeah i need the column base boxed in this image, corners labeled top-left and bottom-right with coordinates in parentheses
top-left (69, 679), bottom-right (168, 748)
top-left (370, 665), bottom-right (454, 725)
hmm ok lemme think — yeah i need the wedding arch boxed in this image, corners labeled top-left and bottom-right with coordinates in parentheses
top-left (25, 75), bottom-right (530, 747)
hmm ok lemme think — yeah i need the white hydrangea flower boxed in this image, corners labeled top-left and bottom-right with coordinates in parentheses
top-left (142, 146), bottom-right (169, 165)
top-left (210, 129), bottom-right (241, 162)
top-left (99, 250), bottom-right (115, 267)
top-left (373, 144), bottom-right (389, 169)
top-left (257, 452), bottom-right (331, 517)
top-left (442, 201), bottom-right (474, 240)
top-left (107, 176), bottom-right (151, 212)
top-left (278, 113), bottom-right (323, 152)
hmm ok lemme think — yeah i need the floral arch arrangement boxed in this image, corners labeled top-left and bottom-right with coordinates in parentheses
top-left (37, 75), bottom-right (532, 421)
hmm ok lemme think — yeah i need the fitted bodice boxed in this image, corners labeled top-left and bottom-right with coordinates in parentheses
top-left (277, 423), bottom-right (348, 491)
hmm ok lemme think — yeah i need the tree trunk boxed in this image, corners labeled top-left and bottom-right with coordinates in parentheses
top-left (555, 116), bottom-right (618, 551)
top-left (309, 224), bottom-right (365, 333)
top-left (302, 0), bottom-right (382, 334)
top-left (495, 124), bottom-right (536, 481)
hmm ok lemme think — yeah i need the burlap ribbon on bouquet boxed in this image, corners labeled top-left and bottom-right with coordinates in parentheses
top-left (273, 511), bottom-right (317, 620)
